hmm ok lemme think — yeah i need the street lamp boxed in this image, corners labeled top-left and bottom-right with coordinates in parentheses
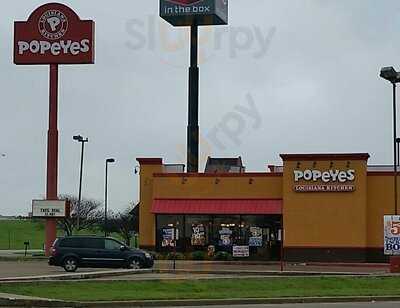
top-left (380, 66), bottom-right (400, 215)
top-left (104, 158), bottom-right (115, 237)
top-left (397, 138), bottom-right (400, 167)
top-left (73, 135), bottom-right (88, 232)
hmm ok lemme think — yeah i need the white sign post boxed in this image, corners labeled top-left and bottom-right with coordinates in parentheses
top-left (32, 200), bottom-right (69, 218)
top-left (384, 215), bottom-right (400, 255)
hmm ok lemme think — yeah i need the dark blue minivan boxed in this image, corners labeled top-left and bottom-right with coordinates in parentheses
top-left (48, 236), bottom-right (153, 272)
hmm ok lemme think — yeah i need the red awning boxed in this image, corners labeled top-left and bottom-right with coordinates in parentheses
top-left (151, 199), bottom-right (282, 215)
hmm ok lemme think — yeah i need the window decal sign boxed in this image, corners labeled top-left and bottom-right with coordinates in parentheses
top-left (162, 228), bottom-right (177, 247)
top-left (191, 224), bottom-right (206, 246)
top-left (14, 3), bottom-right (95, 65)
top-left (384, 216), bottom-right (400, 255)
top-left (249, 227), bottom-right (263, 247)
top-left (233, 246), bottom-right (249, 257)
top-left (219, 227), bottom-right (232, 246)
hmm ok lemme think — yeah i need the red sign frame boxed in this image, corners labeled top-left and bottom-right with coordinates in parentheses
top-left (14, 3), bottom-right (95, 65)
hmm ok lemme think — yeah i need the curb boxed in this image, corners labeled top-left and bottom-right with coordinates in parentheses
top-left (0, 269), bottom-right (152, 283)
top-left (156, 269), bottom-right (372, 276)
top-left (2, 295), bottom-right (400, 307)
top-left (305, 262), bottom-right (390, 269)
top-left (0, 268), bottom-right (373, 283)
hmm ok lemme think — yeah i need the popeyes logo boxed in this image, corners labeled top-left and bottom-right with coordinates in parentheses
top-left (14, 3), bottom-right (95, 65)
top-left (294, 169), bottom-right (356, 183)
top-left (293, 169), bottom-right (356, 193)
top-left (38, 10), bottom-right (68, 40)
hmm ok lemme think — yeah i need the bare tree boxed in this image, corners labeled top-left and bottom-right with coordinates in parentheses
top-left (58, 195), bottom-right (103, 236)
top-left (107, 203), bottom-right (138, 246)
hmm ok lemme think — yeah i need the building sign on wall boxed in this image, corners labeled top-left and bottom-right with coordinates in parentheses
top-left (384, 216), bottom-right (400, 255)
top-left (160, 0), bottom-right (228, 26)
top-left (14, 3), bottom-right (95, 65)
top-left (32, 200), bottom-right (70, 218)
top-left (293, 169), bottom-right (356, 193)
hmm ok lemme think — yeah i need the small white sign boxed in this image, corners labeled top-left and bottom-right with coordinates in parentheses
top-left (233, 246), bottom-right (249, 258)
top-left (384, 215), bottom-right (400, 256)
top-left (32, 200), bottom-right (68, 218)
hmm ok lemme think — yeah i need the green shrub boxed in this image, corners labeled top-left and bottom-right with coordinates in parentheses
top-left (166, 252), bottom-right (185, 260)
top-left (191, 251), bottom-right (206, 260)
top-left (213, 251), bottom-right (233, 261)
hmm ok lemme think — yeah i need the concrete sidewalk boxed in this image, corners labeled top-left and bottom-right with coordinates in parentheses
top-left (0, 249), bottom-right (43, 257)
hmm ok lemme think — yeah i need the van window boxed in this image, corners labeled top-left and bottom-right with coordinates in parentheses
top-left (59, 237), bottom-right (104, 249)
top-left (82, 238), bottom-right (104, 249)
top-left (105, 239), bottom-right (122, 250)
top-left (59, 238), bottom-right (82, 248)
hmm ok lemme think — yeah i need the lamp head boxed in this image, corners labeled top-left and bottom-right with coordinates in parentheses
top-left (73, 135), bottom-right (83, 142)
top-left (106, 158), bottom-right (116, 163)
top-left (380, 67), bottom-right (400, 83)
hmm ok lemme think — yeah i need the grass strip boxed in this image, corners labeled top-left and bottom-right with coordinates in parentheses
top-left (1, 277), bottom-right (400, 301)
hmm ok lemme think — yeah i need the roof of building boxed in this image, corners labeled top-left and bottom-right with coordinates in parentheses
top-left (205, 157), bottom-right (245, 173)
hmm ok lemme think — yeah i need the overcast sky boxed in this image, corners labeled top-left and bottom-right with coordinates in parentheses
top-left (1, 0), bottom-right (399, 215)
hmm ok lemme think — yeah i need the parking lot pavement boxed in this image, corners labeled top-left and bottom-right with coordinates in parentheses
top-left (0, 260), bottom-right (115, 279)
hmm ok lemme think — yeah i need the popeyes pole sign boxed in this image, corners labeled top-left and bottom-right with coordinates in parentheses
top-left (14, 3), bottom-right (94, 256)
top-left (14, 3), bottom-right (94, 64)
top-left (293, 169), bottom-right (356, 193)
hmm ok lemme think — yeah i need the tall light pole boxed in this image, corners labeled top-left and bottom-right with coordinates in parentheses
top-left (73, 135), bottom-right (88, 232)
top-left (396, 138), bottom-right (400, 167)
top-left (160, 0), bottom-right (228, 173)
top-left (380, 67), bottom-right (400, 215)
top-left (104, 158), bottom-right (115, 237)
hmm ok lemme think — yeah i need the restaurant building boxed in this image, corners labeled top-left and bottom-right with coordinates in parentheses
top-left (137, 153), bottom-right (396, 262)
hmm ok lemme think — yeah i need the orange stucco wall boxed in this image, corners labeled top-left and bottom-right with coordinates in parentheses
top-left (366, 174), bottom-right (398, 248)
top-left (282, 159), bottom-right (368, 248)
top-left (137, 160), bottom-right (163, 248)
top-left (153, 174), bottom-right (282, 199)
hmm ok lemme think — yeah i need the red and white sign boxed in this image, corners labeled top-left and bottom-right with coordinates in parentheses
top-left (14, 3), bottom-right (95, 65)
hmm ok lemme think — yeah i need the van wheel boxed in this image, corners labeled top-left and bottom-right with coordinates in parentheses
top-left (63, 257), bottom-right (78, 272)
top-left (127, 258), bottom-right (142, 269)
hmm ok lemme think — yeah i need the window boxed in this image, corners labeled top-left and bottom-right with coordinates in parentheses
top-left (59, 238), bottom-right (81, 248)
top-left (105, 239), bottom-right (122, 250)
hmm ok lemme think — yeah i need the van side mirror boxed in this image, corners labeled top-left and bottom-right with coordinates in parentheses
top-left (120, 245), bottom-right (127, 251)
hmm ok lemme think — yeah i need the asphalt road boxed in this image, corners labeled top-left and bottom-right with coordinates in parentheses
top-left (156, 303), bottom-right (400, 308)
